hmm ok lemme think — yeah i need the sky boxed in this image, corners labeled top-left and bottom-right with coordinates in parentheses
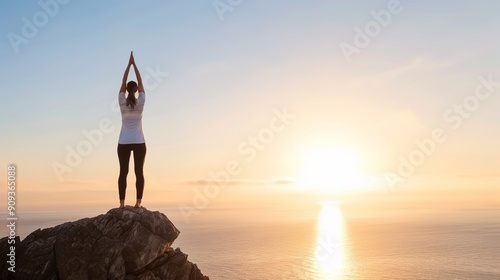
top-left (1, 0), bottom-right (500, 205)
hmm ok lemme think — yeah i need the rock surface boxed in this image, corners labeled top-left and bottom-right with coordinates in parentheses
top-left (0, 207), bottom-right (209, 280)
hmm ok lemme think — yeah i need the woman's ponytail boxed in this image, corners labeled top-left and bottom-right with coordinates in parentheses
top-left (126, 81), bottom-right (138, 110)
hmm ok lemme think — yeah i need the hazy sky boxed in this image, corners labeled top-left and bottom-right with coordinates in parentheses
top-left (2, 0), bottom-right (500, 194)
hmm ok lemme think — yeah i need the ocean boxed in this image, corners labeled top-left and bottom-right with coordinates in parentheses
top-left (9, 195), bottom-right (500, 279)
top-left (173, 205), bottom-right (500, 280)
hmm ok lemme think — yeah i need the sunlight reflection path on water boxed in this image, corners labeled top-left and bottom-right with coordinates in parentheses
top-left (314, 201), bottom-right (348, 280)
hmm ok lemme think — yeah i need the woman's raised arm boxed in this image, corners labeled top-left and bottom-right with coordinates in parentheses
top-left (131, 52), bottom-right (145, 93)
top-left (119, 52), bottom-right (134, 93)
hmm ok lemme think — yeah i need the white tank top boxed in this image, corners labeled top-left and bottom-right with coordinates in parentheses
top-left (118, 92), bottom-right (146, 144)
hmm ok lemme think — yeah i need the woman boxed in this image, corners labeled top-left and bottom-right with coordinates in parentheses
top-left (117, 52), bottom-right (146, 209)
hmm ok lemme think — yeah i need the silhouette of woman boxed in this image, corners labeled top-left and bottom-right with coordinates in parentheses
top-left (117, 52), bottom-right (146, 209)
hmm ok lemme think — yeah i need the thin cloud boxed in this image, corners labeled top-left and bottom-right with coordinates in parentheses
top-left (183, 178), bottom-right (296, 186)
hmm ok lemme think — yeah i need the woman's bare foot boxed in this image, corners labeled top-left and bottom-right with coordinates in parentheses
top-left (119, 200), bottom-right (125, 209)
top-left (134, 199), bottom-right (141, 208)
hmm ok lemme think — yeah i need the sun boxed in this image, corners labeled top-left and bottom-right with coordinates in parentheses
top-left (298, 146), bottom-right (371, 191)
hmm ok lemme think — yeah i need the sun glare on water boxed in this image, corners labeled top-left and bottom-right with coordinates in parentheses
top-left (298, 146), bottom-right (374, 192)
top-left (313, 201), bottom-right (348, 279)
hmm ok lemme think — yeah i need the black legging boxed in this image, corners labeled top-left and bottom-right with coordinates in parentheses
top-left (117, 143), bottom-right (146, 200)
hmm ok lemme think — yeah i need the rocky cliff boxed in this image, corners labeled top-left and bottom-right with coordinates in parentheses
top-left (0, 207), bottom-right (209, 280)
